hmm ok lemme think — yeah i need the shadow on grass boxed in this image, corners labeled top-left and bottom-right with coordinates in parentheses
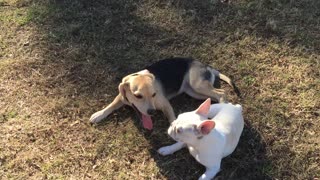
top-left (24, 0), bottom-right (319, 179)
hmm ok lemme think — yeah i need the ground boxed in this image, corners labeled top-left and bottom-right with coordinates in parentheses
top-left (0, 0), bottom-right (319, 179)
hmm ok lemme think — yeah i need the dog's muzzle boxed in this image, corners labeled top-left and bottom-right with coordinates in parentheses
top-left (147, 109), bottom-right (157, 116)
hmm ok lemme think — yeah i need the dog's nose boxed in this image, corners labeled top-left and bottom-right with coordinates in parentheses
top-left (147, 109), bottom-right (157, 116)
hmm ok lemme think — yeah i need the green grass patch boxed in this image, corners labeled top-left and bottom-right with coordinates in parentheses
top-left (0, 8), bottom-right (29, 25)
top-left (0, 2), bottom-right (54, 26)
top-left (0, 111), bottom-right (18, 123)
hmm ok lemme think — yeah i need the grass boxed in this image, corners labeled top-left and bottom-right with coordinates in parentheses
top-left (0, 0), bottom-right (319, 179)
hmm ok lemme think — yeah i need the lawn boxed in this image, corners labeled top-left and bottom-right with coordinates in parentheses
top-left (0, 0), bottom-right (319, 179)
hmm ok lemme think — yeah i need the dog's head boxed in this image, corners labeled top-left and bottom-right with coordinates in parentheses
top-left (119, 70), bottom-right (157, 130)
top-left (168, 98), bottom-right (215, 144)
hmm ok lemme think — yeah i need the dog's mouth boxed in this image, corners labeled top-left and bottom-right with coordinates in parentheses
top-left (132, 104), bottom-right (153, 130)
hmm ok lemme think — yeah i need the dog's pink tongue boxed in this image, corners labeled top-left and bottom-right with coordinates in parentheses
top-left (142, 114), bottom-right (153, 130)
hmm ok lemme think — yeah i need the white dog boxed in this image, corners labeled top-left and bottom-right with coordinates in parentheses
top-left (158, 98), bottom-right (244, 180)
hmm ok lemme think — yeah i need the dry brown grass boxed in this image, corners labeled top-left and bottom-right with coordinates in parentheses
top-left (1, 0), bottom-right (319, 179)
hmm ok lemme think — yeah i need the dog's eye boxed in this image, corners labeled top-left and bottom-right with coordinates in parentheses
top-left (176, 127), bottom-right (182, 134)
top-left (134, 94), bottom-right (143, 99)
top-left (152, 93), bottom-right (156, 97)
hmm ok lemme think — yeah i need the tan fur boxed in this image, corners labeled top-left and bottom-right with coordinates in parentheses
top-left (186, 65), bottom-right (227, 103)
top-left (90, 64), bottom-right (237, 124)
top-left (119, 73), bottom-right (157, 116)
top-left (90, 71), bottom-right (176, 123)
top-left (219, 73), bottom-right (234, 89)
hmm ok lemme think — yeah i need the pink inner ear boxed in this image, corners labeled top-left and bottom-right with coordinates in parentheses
top-left (195, 98), bottom-right (211, 116)
top-left (199, 120), bottom-right (215, 135)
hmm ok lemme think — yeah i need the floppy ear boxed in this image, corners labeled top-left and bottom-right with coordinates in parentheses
top-left (195, 98), bottom-right (211, 116)
top-left (118, 82), bottom-right (129, 97)
top-left (197, 120), bottom-right (215, 135)
top-left (118, 75), bottom-right (132, 96)
top-left (146, 73), bottom-right (155, 81)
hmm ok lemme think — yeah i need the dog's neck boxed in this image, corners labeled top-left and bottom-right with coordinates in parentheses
top-left (187, 128), bottom-right (222, 150)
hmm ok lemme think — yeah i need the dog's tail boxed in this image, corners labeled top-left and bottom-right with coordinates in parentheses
top-left (218, 73), bottom-right (241, 97)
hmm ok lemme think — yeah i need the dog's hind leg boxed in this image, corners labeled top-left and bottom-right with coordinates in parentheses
top-left (185, 87), bottom-right (209, 100)
top-left (90, 94), bottom-right (124, 123)
top-left (187, 64), bottom-right (227, 103)
top-left (190, 80), bottom-right (227, 103)
top-left (218, 73), bottom-right (241, 97)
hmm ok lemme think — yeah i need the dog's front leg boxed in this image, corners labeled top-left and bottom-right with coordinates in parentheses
top-left (199, 165), bottom-right (220, 180)
top-left (158, 98), bottom-right (176, 123)
top-left (90, 94), bottom-right (124, 123)
top-left (164, 106), bottom-right (176, 123)
top-left (158, 142), bottom-right (186, 156)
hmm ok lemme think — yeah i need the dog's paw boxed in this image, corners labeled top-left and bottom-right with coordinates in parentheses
top-left (198, 175), bottom-right (210, 180)
top-left (158, 146), bottom-right (175, 156)
top-left (89, 111), bottom-right (105, 123)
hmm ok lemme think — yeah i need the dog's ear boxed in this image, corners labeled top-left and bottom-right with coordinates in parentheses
top-left (146, 73), bottom-right (155, 81)
top-left (119, 76), bottom-right (131, 97)
top-left (118, 82), bottom-right (129, 97)
top-left (195, 98), bottom-right (211, 116)
top-left (138, 69), bottom-right (149, 74)
top-left (118, 73), bottom-right (138, 97)
top-left (137, 69), bottom-right (155, 80)
top-left (197, 120), bottom-right (215, 135)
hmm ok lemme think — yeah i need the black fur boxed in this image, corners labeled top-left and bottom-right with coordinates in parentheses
top-left (145, 58), bottom-right (193, 96)
top-left (202, 69), bottom-right (221, 88)
top-left (202, 70), bottom-right (212, 81)
top-left (213, 75), bottom-right (221, 88)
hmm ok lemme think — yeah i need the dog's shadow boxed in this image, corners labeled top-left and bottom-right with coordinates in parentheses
top-left (123, 94), bottom-right (272, 180)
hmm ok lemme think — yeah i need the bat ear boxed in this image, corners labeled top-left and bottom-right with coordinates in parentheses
top-left (197, 120), bottom-right (215, 135)
top-left (195, 98), bottom-right (211, 116)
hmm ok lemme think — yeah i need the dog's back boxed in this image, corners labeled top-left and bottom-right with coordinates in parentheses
top-left (211, 103), bottom-right (244, 157)
top-left (145, 58), bottom-right (193, 96)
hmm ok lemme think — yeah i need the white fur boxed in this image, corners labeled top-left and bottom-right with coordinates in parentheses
top-left (158, 100), bottom-right (244, 180)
